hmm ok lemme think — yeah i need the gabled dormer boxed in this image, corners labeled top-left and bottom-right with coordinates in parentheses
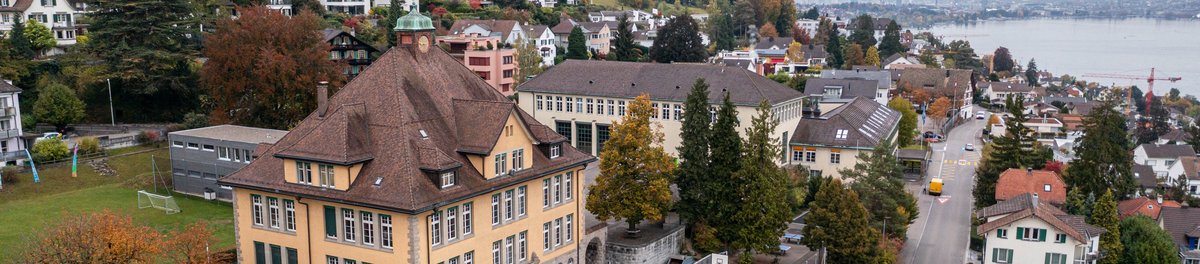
top-left (452, 99), bottom-right (568, 180)
top-left (274, 101), bottom-right (373, 191)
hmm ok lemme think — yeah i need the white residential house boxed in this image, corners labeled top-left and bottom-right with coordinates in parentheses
top-left (0, 80), bottom-right (25, 164)
top-left (526, 25), bottom-right (556, 66)
top-left (882, 53), bottom-right (922, 69)
top-left (516, 60), bottom-right (806, 163)
top-left (1134, 143), bottom-right (1197, 179)
top-left (265, 0), bottom-right (293, 16)
top-left (982, 81), bottom-right (1036, 106)
top-left (587, 10), bottom-right (652, 22)
top-left (1165, 156), bottom-right (1200, 196)
top-left (795, 18), bottom-right (818, 38)
top-left (977, 193), bottom-right (1104, 264)
top-left (0, 0), bottom-right (86, 55)
top-left (319, 0), bottom-right (368, 15)
top-left (448, 19), bottom-right (527, 46)
top-left (788, 97), bottom-right (900, 179)
top-left (1023, 117), bottom-right (1064, 144)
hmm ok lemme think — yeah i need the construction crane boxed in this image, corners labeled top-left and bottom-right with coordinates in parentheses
top-left (1082, 68), bottom-right (1182, 113)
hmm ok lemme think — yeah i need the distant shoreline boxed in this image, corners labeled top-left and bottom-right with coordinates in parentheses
top-left (914, 16), bottom-right (1200, 30)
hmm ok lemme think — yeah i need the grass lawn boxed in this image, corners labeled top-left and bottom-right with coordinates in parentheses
top-left (0, 146), bottom-right (235, 261)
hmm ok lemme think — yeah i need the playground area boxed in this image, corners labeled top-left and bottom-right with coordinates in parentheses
top-left (0, 146), bottom-right (235, 260)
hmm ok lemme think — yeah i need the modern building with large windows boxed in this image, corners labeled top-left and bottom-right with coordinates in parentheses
top-left (218, 12), bottom-right (595, 264)
top-left (516, 60), bottom-right (806, 162)
top-left (169, 125), bottom-right (287, 201)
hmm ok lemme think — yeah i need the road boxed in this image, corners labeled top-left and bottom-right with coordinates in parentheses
top-left (900, 115), bottom-right (986, 264)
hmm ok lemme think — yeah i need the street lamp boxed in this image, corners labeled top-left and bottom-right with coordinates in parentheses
top-left (106, 79), bottom-right (114, 126)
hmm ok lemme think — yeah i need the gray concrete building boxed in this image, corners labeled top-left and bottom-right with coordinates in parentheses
top-left (169, 125), bottom-right (286, 201)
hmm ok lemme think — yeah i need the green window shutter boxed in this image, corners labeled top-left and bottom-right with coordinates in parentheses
top-left (1016, 227), bottom-right (1024, 239)
top-left (992, 248), bottom-right (998, 262)
top-left (1039, 229), bottom-right (1047, 242)
top-left (270, 244), bottom-right (282, 264)
top-left (287, 247), bottom-right (298, 264)
top-left (324, 206), bottom-right (337, 238)
top-left (254, 241), bottom-right (266, 264)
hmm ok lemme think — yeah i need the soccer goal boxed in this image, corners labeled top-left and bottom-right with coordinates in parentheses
top-left (138, 190), bottom-right (181, 214)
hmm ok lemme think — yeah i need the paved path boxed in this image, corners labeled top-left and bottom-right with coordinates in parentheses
top-left (900, 115), bottom-right (986, 264)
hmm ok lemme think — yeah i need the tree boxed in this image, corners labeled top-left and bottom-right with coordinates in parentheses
top-left (377, 0), bottom-right (408, 47)
top-left (87, 0), bottom-right (197, 95)
top-left (1135, 96), bottom-right (1171, 144)
top-left (848, 14), bottom-right (877, 49)
top-left (758, 23), bottom-right (779, 38)
top-left (865, 46), bottom-right (881, 66)
top-left (802, 7), bottom-right (820, 20)
top-left (1091, 190), bottom-right (1123, 264)
top-left (676, 79), bottom-right (715, 228)
top-left (1131, 86), bottom-right (1146, 114)
top-left (1169, 88), bottom-right (1181, 101)
top-left (727, 101), bottom-right (791, 259)
top-left (709, 93), bottom-right (744, 245)
top-left (993, 47), bottom-right (1014, 73)
top-left (587, 95), bottom-right (676, 233)
top-left (23, 20), bottom-right (55, 55)
top-left (786, 42), bottom-right (805, 63)
top-left (8, 18), bottom-right (35, 60)
top-left (17, 211), bottom-right (163, 263)
top-left (974, 95), bottom-right (1042, 207)
top-left (291, 0), bottom-right (324, 15)
top-left (773, 1), bottom-right (795, 37)
top-left (945, 40), bottom-right (984, 73)
top-left (566, 27), bottom-right (589, 60)
top-left (801, 179), bottom-right (879, 263)
top-left (707, 1), bottom-right (736, 52)
top-left (1185, 123), bottom-right (1200, 153)
top-left (812, 17), bottom-right (833, 46)
top-left (1025, 58), bottom-right (1040, 87)
top-left (839, 138), bottom-right (917, 240)
top-left (1066, 100), bottom-right (1135, 198)
top-left (877, 20), bottom-right (904, 58)
top-left (792, 27), bottom-right (812, 44)
top-left (514, 37), bottom-right (543, 84)
top-left (1119, 215), bottom-right (1179, 264)
top-left (203, 7), bottom-right (345, 130)
top-left (888, 97), bottom-right (918, 147)
top-left (650, 15), bottom-right (707, 63)
top-left (33, 82), bottom-right (86, 131)
top-left (927, 97), bottom-right (951, 127)
top-left (842, 43), bottom-right (865, 69)
top-left (163, 222), bottom-right (230, 264)
top-left (824, 27), bottom-right (843, 68)
top-left (1064, 187), bottom-right (1093, 216)
top-left (609, 15), bottom-right (640, 62)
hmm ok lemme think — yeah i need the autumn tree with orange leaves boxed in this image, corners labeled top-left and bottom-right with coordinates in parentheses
top-left (17, 210), bottom-right (229, 263)
top-left (927, 96), bottom-right (952, 127)
top-left (201, 6), bottom-right (345, 130)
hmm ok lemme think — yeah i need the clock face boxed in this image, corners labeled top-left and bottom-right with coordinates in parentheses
top-left (418, 35), bottom-right (431, 52)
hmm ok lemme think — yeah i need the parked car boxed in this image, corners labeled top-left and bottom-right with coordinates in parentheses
top-left (923, 131), bottom-right (944, 143)
top-left (975, 111), bottom-right (987, 119)
top-left (36, 132), bottom-right (62, 142)
top-left (965, 143), bottom-right (975, 151)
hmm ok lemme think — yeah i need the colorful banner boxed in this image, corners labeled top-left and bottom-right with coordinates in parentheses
top-left (24, 149), bottom-right (38, 183)
top-left (71, 144), bottom-right (79, 178)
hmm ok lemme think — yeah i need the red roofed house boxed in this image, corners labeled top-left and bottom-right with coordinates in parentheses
top-left (996, 168), bottom-right (1067, 206)
top-left (1117, 196), bottom-right (1171, 220)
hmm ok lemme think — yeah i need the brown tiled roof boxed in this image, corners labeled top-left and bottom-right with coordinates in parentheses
top-left (1140, 143), bottom-right (1197, 159)
top-left (976, 193), bottom-right (1103, 242)
top-left (520, 60), bottom-right (804, 106)
top-left (977, 192), bottom-right (1065, 218)
top-left (1133, 163), bottom-right (1159, 187)
top-left (754, 37), bottom-right (793, 50)
top-left (791, 97), bottom-right (900, 149)
top-left (1118, 197), bottom-right (1163, 220)
top-left (802, 78), bottom-right (880, 99)
top-left (0, 0), bottom-right (32, 11)
top-left (218, 45), bottom-right (595, 214)
top-left (1180, 156), bottom-right (1200, 181)
top-left (448, 19), bottom-right (520, 39)
top-left (1159, 207), bottom-right (1200, 249)
top-left (995, 169), bottom-right (1066, 205)
top-left (895, 68), bottom-right (973, 98)
top-left (1163, 129), bottom-right (1193, 143)
top-left (0, 80), bottom-right (22, 93)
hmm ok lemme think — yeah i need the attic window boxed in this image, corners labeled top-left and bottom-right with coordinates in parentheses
top-left (373, 177), bottom-right (383, 186)
top-left (550, 144), bottom-right (561, 159)
top-left (419, 130), bottom-right (429, 139)
top-left (835, 129), bottom-right (848, 140)
top-left (440, 171), bottom-right (456, 188)
top-left (1044, 184), bottom-right (1051, 192)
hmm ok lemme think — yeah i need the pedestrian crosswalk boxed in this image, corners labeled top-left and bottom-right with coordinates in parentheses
top-left (937, 150), bottom-right (983, 181)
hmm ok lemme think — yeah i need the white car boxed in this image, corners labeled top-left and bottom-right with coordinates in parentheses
top-left (965, 143), bottom-right (975, 151)
top-left (975, 111), bottom-right (987, 119)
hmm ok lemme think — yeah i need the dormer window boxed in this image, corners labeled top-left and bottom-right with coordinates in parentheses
top-left (550, 144), bottom-right (561, 159)
top-left (441, 171), bottom-right (456, 188)
top-left (494, 153), bottom-right (508, 177)
top-left (296, 161), bottom-right (313, 185)
top-left (319, 164), bottom-right (335, 188)
top-left (512, 149), bottom-right (525, 171)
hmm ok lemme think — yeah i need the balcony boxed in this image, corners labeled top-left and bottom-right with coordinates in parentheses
top-left (52, 21), bottom-right (74, 28)
top-left (0, 107), bottom-right (15, 117)
top-left (0, 129), bottom-right (20, 139)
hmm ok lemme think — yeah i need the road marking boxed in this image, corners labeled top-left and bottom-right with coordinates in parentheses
top-left (938, 197), bottom-right (950, 204)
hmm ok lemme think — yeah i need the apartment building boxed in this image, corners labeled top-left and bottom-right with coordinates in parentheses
top-left (436, 33), bottom-right (518, 95)
top-left (0, 80), bottom-right (24, 164)
top-left (550, 15), bottom-right (610, 55)
top-left (516, 60), bottom-right (806, 162)
top-left (788, 97), bottom-right (899, 179)
top-left (218, 12), bottom-right (595, 264)
top-left (169, 125), bottom-right (286, 201)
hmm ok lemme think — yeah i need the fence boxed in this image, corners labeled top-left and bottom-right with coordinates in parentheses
top-left (36, 151), bottom-right (108, 167)
top-left (100, 135), bottom-right (137, 149)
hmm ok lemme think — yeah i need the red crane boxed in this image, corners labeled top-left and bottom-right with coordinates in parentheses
top-left (1083, 68), bottom-right (1182, 113)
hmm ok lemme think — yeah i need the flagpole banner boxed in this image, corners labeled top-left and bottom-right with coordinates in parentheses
top-left (71, 144), bottom-right (79, 178)
top-left (24, 149), bottom-right (38, 183)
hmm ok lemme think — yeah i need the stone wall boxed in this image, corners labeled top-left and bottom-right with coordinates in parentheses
top-left (603, 224), bottom-right (684, 264)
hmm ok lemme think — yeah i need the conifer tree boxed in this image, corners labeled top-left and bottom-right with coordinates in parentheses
top-left (587, 95), bottom-right (676, 233)
top-left (877, 20), bottom-right (905, 58)
top-left (1066, 100), bottom-right (1135, 198)
top-left (824, 23), bottom-right (843, 69)
top-left (974, 94), bottom-right (1041, 207)
top-left (609, 15), bottom-right (639, 62)
top-left (650, 15), bottom-right (707, 63)
top-left (9, 18), bottom-right (34, 60)
top-left (773, 1), bottom-right (795, 37)
top-left (848, 14), bottom-right (877, 49)
top-left (840, 138), bottom-right (917, 240)
top-left (802, 179), bottom-right (879, 263)
top-left (566, 27), bottom-right (589, 60)
top-left (727, 101), bottom-right (791, 259)
top-left (1091, 190), bottom-right (1123, 264)
top-left (710, 93), bottom-right (743, 243)
top-left (865, 45), bottom-right (881, 66)
top-left (676, 79), bottom-right (714, 226)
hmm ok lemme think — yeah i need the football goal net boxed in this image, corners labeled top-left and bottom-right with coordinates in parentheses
top-left (138, 190), bottom-right (181, 214)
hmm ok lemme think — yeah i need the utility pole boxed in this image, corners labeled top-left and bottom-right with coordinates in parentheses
top-left (107, 79), bottom-right (115, 126)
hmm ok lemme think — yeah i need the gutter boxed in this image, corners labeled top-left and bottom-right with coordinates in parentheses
top-left (297, 197), bottom-right (313, 264)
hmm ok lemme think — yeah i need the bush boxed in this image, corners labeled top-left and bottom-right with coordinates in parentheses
top-left (0, 166), bottom-right (19, 185)
top-left (136, 130), bottom-right (161, 145)
top-left (31, 138), bottom-right (70, 162)
top-left (181, 112), bottom-right (210, 130)
top-left (78, 136), bottom-right (102, 154)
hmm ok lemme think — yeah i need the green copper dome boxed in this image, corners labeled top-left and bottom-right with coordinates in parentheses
top-left (394, 11), bottom-right (435, 32)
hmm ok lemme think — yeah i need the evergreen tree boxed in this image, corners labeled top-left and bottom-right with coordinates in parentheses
top-left (974, 95), bottom-right (1041, 207)
top-left (848, 14), bottom-right (877, 49)
top-left (773, 1), bottom-right (795, 37)
top-left (877, 20), bottom-right (904, 58)
top-left (708, 6), bottom-right (736, 52)
top-left (676, 79), bottom-right (714, 227)
top-left (1119, 215), bottom-right (1180, 264)
top-left (1185, 123), bottom-right (1200, 153)
top-left (1091, 190), bottom-right (1123, 264)
top-left (887, 97), bottom-right (918, 147)
top-left (587, 95), bottom-right (676, 233)
top-left (1064, 187), bottom-right (1093, 216)
top-left (945, 40), bottom-right (985, 73)
top-left (9, 18), bottom-right (34, 60)
top-left (802, 7), bottom-right (820, 20)
top-left (1066, 100), bottom-right (1136, 198)
top-left (609, 15), bottom-right (640, 62)
top-left (566, 27), bottom-right (589, 60)
top-left (378, 0), bottom-right (408, 47)
top-left (728, 101), bottom-right (791, 258)
top-left (992, 47), bottom-right (1014, 73)
top-left (650, 15), bottom-right (707, 63)
top-left (710, 93), bottom-right (743, 244)
top-left (1025, 58), bottom-right (1039, 87)
top-left (1135, 96), bottom-right (1171, 144)
top-left (812, 17), bottom-right (832, 46)
top-left (824, 24), bottom-right (843, 69)
top-left (801, 179), bottom-right (879, 263)
top-left (839, 138), bottom-right (918, 240)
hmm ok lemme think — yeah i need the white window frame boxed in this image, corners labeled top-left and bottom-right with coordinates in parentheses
top-left (550, 144), bottom-right (561, 159)
top-left (446, 207), bottom-right (458, 241)
top-left (565, 214), bottom-right (573, 242)
top-left (505, 235), bottom-right (515, 264)
top-left (430, 212), bottom-right (441, 246)
top-left (543, 222), bottom-right (551, 251)
top-left (516, 186), bottom-right (527, 216)
top-left (186, 142), bottom-right (200, 149)
top-left (463, 203), bottom-right (473, 235)
top-left (343, 209), bottom-right (357, 242)
top-left (492, 240), bottom-right (502, 264)
top-left (536, 95), bottom-right (544, 110)
top-left (512, 149), bottom-right (524, 171)
top-left (491, 194), bottom-right (501, 225)
top-left (381, 214), bottom-right (394, 249)
top-left (296, 161), bottom-right (312, 185)
top-left (830, 152), bottom-right (841, 164)
top-left (268, 197), bottom-right (280, 228)
top-left (564, 172), bottom-right (573, 200)
top-left (543, 179), bottom-right (551, 207)
top-left (575, 97), bottom-right (583, 113)
top-left (494, 153), bottom-right (507, 177)
top-left (566, 97), bottom-right (574, 112)
top-left (553, 175), bottom-right (562, 204)
top-left (504, 190), bottom-right (514, 221)
top-left (218, 146), bottom-right (229, 160)
top-left (319, 164), bottom-right (335, 188)
top-left (202, 144), bottom-right (215, 151)
top-left (251, 195), bottom-right (264, 226)
top-left (362, 211), bottom-right (375, 245)
top-left (441, 171), bottom-right (456, 188)
top-left (518, 231), bottom-right (527, 261)
top-left (465, 251), bottom-right (474, 264)
top-left (554, 218), bottom-right (562, 246)
top-left (284, 200), bottom-right (296, 231)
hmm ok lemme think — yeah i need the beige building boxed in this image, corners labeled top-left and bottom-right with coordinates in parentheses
top-left (977, 193), bottom-right (1104, 264)
top-left (437, 34), bottom-right (519, 95)
top-left (218, 12), bottom-right (595, 264)
top-left (515, 60), bottom-right (806, 162)
top-left (787, 97), bottom-right (900, 179)
top-left (549, 15), bottom-right (611, 55)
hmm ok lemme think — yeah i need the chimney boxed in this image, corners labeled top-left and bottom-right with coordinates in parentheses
top-left (317, 81), bottom-right (329, 118)
top-left (1031, 193), bottom-right (1039, 208)
top-left (1158, 196), bottom-right (1164, 205)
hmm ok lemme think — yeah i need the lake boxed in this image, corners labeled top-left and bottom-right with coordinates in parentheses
top-left (927, 18), bottom-right (1200, 97)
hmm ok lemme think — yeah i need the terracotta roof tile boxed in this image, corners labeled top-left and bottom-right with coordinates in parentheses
top-left (1117, 197), bottom-right (1163, 220)
top-left (520, 60), bottom-right (805, 106)
top-left (995, 169), bottom-right (1067, 205)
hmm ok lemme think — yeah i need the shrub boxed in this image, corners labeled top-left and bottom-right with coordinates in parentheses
top-left (31, 138), bottom-right (69, 162)
top-left (181, 112), bottom-right (210, 130)
top-left (78, 136), bottom-right (102, 154)
top-left (136, 130), bottom-right (161, 145)
top-left (0, 166), bottom-right (20, 185)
